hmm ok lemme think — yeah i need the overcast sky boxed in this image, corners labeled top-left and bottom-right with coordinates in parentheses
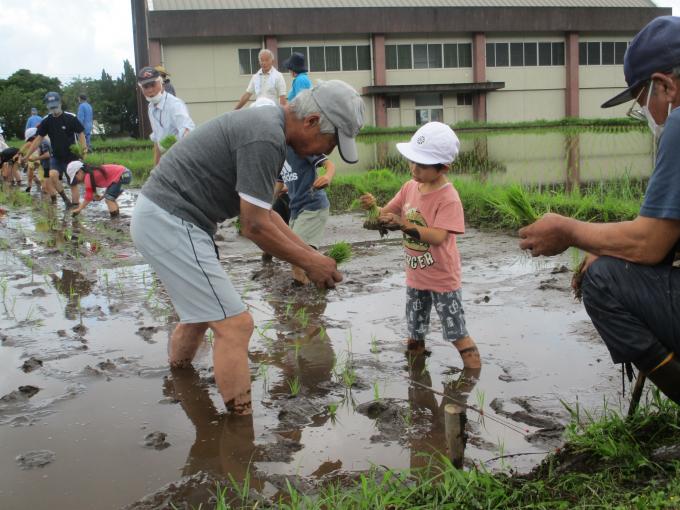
top-left (1, 0), bottom-right (679, 83)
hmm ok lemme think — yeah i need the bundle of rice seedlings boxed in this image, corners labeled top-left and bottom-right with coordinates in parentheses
top-left (69, 144), bottom-right (83, 158)
top-left (159, 135), bottom-right (177, 152)
top-left (505, 185), bottom-right (538, 225)
top-left (326, 241), bottom-right (352, 264)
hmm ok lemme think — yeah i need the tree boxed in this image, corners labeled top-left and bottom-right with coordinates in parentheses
top-left (0, 69), bottom-right (62, 138)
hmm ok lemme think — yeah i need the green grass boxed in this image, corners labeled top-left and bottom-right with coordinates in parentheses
top-left (84, 150), bottom-right (155, 184)
top-left (327, 169), bottom-right (643, 229)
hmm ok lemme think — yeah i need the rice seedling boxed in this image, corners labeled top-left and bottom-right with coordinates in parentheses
top-left (474, 388), bottom-right (486, 426)
top-left (370, 333), bottom-right (379, 354)
top-left (206, 330), bottom-right (214, 345)
top-left (287, 376), bottom-right (301, 397)
top-left (0, 277), bottom-right (7, 303)
top-left (341, 364), bottom-right (356, 388)
top-left (294, 306), bottom-right (309, 328)
top-left (159, 134), bottom-right (177, 152)
top-left (318, 325), bottom-right (327, 339)
top-left (69, 144), bottom-right (84, 158)
top-left (257, 363), bottom-right (270, 391)
top-left (373, 380), bottom-right (380, 400)
top-left (327, 402), bottom-right (338, 423)
top-left (326, 241), bottom-right (352, 264)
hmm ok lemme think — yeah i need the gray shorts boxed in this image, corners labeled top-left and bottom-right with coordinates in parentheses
top-left (290, 207), bottom-right (329, 249)
top-left (130, 194), bottom-right (246, 323)
top-left (406, 287), bottom-right (468, 342)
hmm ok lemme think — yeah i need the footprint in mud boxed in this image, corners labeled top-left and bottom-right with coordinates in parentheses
top-left (15, 449), bottom-right (56, 470)
top-left (1, 385), bottom-right (40, 403)
top-left (141, 431), bottom-right (171, 450)
top-left (21, 357), bottom-right (43, 373)
top-left (489, 397), bottom-right (565, 444)
top-left (136, 326), bottom-right (159, 343)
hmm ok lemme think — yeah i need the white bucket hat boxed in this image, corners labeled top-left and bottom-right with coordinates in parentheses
top-left (66, 160), bottom-right (84, 186)
top-left (396, 122), bottom-right (460, 166)
top-left (24, 127), bottom-right (38, 141)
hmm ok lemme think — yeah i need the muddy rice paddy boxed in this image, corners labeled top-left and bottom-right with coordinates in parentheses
top-left (0, 190), bottom-right (622, 509)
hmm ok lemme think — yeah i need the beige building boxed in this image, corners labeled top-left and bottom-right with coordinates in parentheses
top-left (132, 0), bottom-right (670, 128)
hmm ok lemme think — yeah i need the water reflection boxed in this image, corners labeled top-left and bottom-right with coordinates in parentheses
top-left (328, 128), bottom-right (653, 188)
top-left (50, 269), bottom-right (93, 320)
top-left (407, 354), bottom-right (480, 469)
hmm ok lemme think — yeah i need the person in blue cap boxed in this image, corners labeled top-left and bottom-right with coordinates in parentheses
top-left (519, 16), bottom-right (680, 405)
top-left (22, 91), bottom-right (87, 207)
top-left (25, 107), bottom-right (42, 130)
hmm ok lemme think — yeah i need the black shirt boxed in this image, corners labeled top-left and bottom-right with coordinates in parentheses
top-left (1, 147), bottom-right (19, 164)
top-left (37, 112), bottom-right (84, 162)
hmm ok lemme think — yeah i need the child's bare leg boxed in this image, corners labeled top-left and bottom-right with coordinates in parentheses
top-left (453, 335), bottom-right (481, 369)
top-left (105, 198), bottom-right (120, 217)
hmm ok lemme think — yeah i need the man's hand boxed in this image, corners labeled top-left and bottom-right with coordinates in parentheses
top-left (93, 194), bottom-right (103, 201)
top-left (71, 207), bottom-right (82, 216)
top-left (518, 213), bottom-right (573, 257)
top-left (572, 253), bottom-right (599, 294)
top-left (304, 252), bottom-right (343, 289)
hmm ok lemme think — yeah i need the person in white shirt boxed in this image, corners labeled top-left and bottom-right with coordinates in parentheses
top-left (137, 66), bottom-right (196, 164)
top-left (234, 49), bottom-right (287, 110)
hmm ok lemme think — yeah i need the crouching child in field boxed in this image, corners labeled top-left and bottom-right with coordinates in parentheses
top-left (279, 146), bottom-right (335, 285)
top-left (66, 161), bottom-right (132, 218)
top-left (360, 122), bottom-right (481, 369)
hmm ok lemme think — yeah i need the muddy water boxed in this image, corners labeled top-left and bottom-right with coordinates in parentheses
top-left (0, 191), bottom-right (623, 509)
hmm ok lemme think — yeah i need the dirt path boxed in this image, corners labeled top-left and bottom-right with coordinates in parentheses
top-left (0, 191), bottom-right (622, 509)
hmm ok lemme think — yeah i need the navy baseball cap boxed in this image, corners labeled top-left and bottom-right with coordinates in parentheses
top-left (137, 66), bottom-right (161, 85)
top-left (283, 52), bottom-right (308, 74)
top-left (44, 91), bottom-right (61, 108)
top-left (602, 16), bottom-right (680, 108)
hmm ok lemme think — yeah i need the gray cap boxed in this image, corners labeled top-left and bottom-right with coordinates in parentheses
top-left (310, 80), bottom-right (364, 164)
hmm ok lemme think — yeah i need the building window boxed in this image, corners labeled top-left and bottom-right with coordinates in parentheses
top-left (238, 48), bottom-right (261, 75)
top-left (579, 41), bottom-right (628, 65)
top-left (415, 93), bottom-right (443, 125)
top-left (457, 93), bottom-right (472, 106)
top-left (510, 43), bottom-right (523, 66)
top-left (524, 42), bottom-right (537, 66)
top-left (309, 46), bottom-right (326, 72)
top-left (387, 43), bottom-right (471, 69)
top-left (486, 41), bottom-right (563, 67)
top-left (385, 96), bottom-right (400, 108)
top-left (278, 45), bottom-right (369, 72)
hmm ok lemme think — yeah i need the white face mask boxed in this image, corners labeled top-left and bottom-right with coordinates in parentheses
top-left (145, 92), bottom-right (163, 105)
top-left (641, 83), bottom-right (672, 140)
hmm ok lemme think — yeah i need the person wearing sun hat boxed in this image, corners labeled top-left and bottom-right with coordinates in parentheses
top-left (154, 65), bottom-right (177, 97)
top-left (519, 15), bottom-right (680, 405)
top-left (359, 122), bottom-right (482, 370)
top-left (131, 79), bottom-right (363, 416)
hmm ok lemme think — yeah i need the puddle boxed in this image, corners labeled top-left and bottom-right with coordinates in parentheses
top-left (0, 189), bottom-right (621, 509)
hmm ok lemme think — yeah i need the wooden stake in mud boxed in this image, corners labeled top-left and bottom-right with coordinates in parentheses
top-left (444, 403), bottom-right (466, 468)
top-left (628, 373), bottom-right (647, 417)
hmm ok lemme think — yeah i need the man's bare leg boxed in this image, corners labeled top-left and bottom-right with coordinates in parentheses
top-left (209, 311), bottom-right (254, 415)
top-left (453, 335), bottom-right (482, 369)
top-left (168, 322), bottom-right (209, 368)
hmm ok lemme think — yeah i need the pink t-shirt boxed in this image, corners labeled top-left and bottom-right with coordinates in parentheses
top-left (84, 164), bottom-right (127, 201)
top-left (384, 180), bottom-right (465, 292)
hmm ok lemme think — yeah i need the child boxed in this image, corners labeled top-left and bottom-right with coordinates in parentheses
top-left (66, 161), bottom-right (132, 218)
top-left (1, 147), bottom-right (22, 185)
top-left (21, 128), bottom-right (49, 193)
top-left (279, 146), bottom-right (335, 285)
top-left (360, 122), bottom-right (481, 369)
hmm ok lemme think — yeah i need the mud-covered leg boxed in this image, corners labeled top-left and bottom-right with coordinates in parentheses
top-left (168, 322), bottom-right (209, 368)
top-left (209, 311), bottom-right (254, 415)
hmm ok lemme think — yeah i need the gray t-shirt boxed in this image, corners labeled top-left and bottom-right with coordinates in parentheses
top-left (141, 106), bottom-right (286, 235)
